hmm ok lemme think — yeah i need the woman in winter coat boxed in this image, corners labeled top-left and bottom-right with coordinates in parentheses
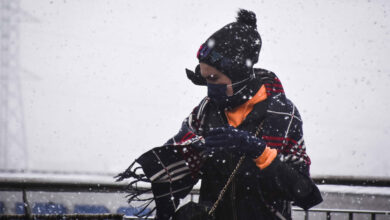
top-left (116, 9), bottom-right (322, 220)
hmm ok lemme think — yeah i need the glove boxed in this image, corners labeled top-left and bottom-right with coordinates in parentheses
top-left (204, 126), bottom-right (266, 159)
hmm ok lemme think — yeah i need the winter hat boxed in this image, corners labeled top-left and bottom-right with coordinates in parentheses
top-left (197, 9), bottom-right (262, 83)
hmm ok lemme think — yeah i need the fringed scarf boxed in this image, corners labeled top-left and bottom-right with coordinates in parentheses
top-left (115, 102), bottom-right (210, 219)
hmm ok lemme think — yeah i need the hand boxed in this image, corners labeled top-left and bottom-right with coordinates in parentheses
top-left (204, 126), bottom-right (266, 159)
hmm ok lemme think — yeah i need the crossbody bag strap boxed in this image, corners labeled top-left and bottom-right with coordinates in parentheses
top-left (208, 119), bottom-right (265, 216)
top-left (208, 155), bottom-right (245, 216)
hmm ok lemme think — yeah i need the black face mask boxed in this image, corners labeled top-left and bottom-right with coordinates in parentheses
top-left (207, 83), bottom-right (229, 108)
top-left (207, 75), bottom-right (256, 110)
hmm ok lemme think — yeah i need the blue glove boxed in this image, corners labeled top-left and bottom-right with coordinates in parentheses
top-left (204, 126), bottom-right (266, 159)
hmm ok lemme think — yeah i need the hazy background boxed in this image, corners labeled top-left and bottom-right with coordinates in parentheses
top-left (8, 0), bottom-right (390, 178)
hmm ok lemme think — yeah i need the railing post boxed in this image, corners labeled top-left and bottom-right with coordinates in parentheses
top-left (349, 212), bottom-right (353, 220)
top-left (371, 213), bottom-right (376, 220)
top-left (326, 211), bottom-right (331, 220)
top-left (304, 210), bottom-right (309, 220)
top-left (22, 189), bottom-right (32, 220)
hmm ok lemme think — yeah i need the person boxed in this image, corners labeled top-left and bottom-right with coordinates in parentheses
top-left (116, 9), bottom-right (322, 220)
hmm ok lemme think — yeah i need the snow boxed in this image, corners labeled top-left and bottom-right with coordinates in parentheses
top-left (0, 0), bottom-right (388, 179)
top-left (0, 171), bottom-right (123, 186)
top-left (318, 184), bottom-right (390, 196)
top-left (2, 171), bottom-right (390, 196)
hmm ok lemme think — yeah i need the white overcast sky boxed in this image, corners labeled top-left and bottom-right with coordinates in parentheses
top-left (11, 0), bottom-right (390, 178)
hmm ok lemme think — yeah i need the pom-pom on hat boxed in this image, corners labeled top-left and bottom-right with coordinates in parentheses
top-left (197, 9), bottom-right (262, 83)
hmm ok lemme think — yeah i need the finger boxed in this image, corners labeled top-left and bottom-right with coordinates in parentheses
top-left (205, 138), bottom-right (227, 146)
top-left (208, 127), bottom-right (243, 137)
top-left (205, 138), bottom-right (234, 148)
top-left (207, 127), bottom-right (230, 136)
top-left (205, 134), bottom-right (232, 143)
top-left (205, 138), bottom-right (241, 149)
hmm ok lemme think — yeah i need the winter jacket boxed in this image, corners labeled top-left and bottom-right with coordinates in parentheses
top-left (187, 68), bottom-right (321, 220)
top-left (116, 68), bottom-right (322, 220)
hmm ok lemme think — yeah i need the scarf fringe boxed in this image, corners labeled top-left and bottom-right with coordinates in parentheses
top-left (116, 160), bottom-right (156, 219)
top-left (134, 198), bottom-right (155, 219)
top-left (115, 162), bottom-right (150, 181)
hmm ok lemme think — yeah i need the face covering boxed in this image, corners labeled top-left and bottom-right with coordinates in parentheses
top-left (207, 83), bottom-right (229, 108)
top-left (207, 75), bottom-right (254, 109)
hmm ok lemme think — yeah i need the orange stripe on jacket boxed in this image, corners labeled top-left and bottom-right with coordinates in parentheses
top-left (225, 84), bottom-right (277, 170)
top-left (225, 85), bottom-right (267, 128)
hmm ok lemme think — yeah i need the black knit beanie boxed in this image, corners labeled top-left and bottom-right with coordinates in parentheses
top-left (197, 9), bottom-right (262, 83)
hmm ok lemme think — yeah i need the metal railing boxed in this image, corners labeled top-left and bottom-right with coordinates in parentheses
top-left (0, 213), bottom-right (124, 220)
top-left (2, 209), bottom-right (389, 220)
top-left (1, 173), bottom-right (390, 219)
top-left (293, 208), bottom-right (390, 220)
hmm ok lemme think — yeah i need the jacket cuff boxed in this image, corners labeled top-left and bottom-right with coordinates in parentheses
top-left (254, 146), bottom-right (277, 170)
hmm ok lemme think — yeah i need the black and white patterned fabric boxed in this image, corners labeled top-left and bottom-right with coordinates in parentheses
top-left (116, 69), bottom-right (319, 220)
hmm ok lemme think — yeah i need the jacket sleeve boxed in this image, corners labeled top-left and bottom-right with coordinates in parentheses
top-left (258, 156), bottom-right (322, 210)
top-left (257, 99), bottom-right (322, 210)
